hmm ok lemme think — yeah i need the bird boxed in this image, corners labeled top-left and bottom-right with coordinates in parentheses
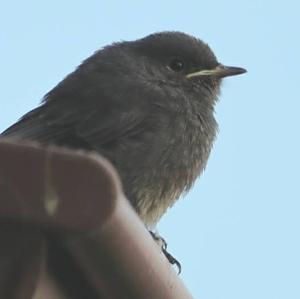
top-left (2, 31), bottom-right (246, 229)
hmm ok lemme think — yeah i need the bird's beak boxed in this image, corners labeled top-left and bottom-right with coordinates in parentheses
top-left (186, 64), bottom-right (247, 79)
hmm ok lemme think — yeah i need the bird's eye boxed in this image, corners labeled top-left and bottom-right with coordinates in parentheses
top-left (168, 59), bottom-right (184, 72)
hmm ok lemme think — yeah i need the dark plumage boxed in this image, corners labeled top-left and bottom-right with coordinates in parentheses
top-left (2, 31), bottom-right (246, 227)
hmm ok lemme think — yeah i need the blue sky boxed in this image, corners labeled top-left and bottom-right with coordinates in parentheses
top-left (1, 1), bottom-right (299, 298)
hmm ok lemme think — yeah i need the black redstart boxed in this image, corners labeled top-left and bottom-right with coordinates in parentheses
top-left (2, 31), bottom-right (246, 230)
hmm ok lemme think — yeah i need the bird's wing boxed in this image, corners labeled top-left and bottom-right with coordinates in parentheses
top-left (1, 94), bottom-right (151, 150)
top-left (1, 105), bottom-right (62, 142)
top-left (76, 102), bottom-right (149, 146)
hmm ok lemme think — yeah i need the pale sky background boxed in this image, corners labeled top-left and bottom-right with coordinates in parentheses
top-left (1, 1), bottom-right (299, 298)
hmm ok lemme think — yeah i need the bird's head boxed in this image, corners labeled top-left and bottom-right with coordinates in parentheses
top-left (104, 32), bottom-right (246, 102)
top-left (77, 31), bottom-right (246, 110)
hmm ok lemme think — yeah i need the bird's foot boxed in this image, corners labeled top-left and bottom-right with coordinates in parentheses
top-left (149, 231), bottom-right (167, 250)
top-left (149, 231), bottom-right (181, 274)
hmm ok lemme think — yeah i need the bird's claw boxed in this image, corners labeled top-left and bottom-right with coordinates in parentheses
top-left (161, 247), bottom-right (181, 274)
top-left (149, 231), bottom-right (182, 274)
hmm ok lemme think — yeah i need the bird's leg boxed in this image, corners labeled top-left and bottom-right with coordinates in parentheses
top-left (149, 230), bottom-right (181, 274)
